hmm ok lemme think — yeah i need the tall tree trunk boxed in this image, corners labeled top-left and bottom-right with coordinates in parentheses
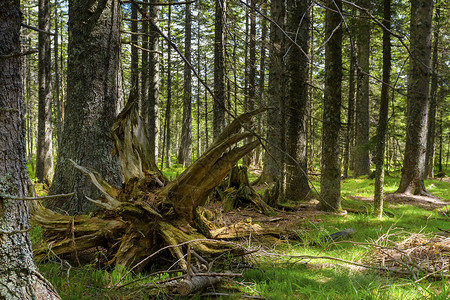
top-left (396, 0), bottom-right (433, 195)
top-left (141, 0), bottom-right (149, 119)
top-left (36, 0), bottom-right (54, 185)
top-left (343, 25), bottom-right (356, 178)
top-left (284, 0), bottom-right (311, 201)
top-left (131, 4), bottom-right (140, 102)
top-left (0, 3), bottom-right (60, 298)
top-left (204, 59), bottom-right (210, 150)
top-left (425, 4), bottom-right (440, 179)
top-left (54, 0), bottom-right (62, 151)
top-left (49, 0), bottom-right (123, 214)
top-left (196, 7), bottom-right (201, 159)
top-left (147, 0), bottom-right (160, 164)
top-left (260, 0), bottom-right (285, 184)
top-left (177, 3), bottom-right (193, 167)
top-left (254, 3), bottom-right (268, 170)
top-left (319, 0), bottom-right (342, 212)
top-left (213, 0), bottom-right (226, 138)
top-left (373, 0), bottom-right (391, 218)
top-left (164, 5), bottom-right (172, 168)
top-left (354, 0), bottom-right (371, 177)
top-left (243, 0), bottom-right (256, 167)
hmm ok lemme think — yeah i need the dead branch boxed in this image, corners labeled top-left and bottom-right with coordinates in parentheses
top-left (0, 192), bottom-right (75, 201)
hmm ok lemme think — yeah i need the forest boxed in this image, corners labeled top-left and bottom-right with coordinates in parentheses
top-left (0, 0), bottom-right (449, 299)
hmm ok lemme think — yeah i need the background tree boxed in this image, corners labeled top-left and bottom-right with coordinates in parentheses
top-left (213, 0), bottom-right (227, 138)
top-left (284, 0), bottom-right (311, 201)
top-left (147, 0), bottom-right (160, 163)
top-left (425, 4), bottom-right (440, 179)
top-left (48, 0), bottom-right (123, 214)
top-left (319, 0), bottom-right (342, 212)
top-left (177, 3), bottom-right (193, 167)
top-left (373, 0), bottom-right (391, 218)
top-left (36, 0), bottom-right (54, 185)
top-left (0, 2), bottom-right (59, 298)
top-left (354, 0), bottom-right (371, 177)
top-left (396, 0), bottom-right (434, 195)
top-left (260, 0), bottom-right (285, 184)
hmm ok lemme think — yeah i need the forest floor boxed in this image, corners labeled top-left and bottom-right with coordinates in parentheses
top-left (31, 163), bottom-right (450, 299)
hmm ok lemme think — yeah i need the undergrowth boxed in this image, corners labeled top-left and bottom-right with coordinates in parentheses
top-left (31, 159), bottom-right (450, 299)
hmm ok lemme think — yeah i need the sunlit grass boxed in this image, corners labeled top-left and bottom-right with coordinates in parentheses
top-left (30, 156), bottom-right (450, 299)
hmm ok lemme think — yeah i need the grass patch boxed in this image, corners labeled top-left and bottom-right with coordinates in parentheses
top-left (32, 159), bottom-right (450, 299)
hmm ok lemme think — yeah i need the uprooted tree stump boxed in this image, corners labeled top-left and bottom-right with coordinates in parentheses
top-left (32, 100), bottom-right (273, 272)
top-left (213, 165), bottom-right (274, 214)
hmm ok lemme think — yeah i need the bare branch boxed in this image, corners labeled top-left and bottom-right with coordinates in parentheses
top-left (0, 49), bottom-right (38, 59)
top-left (0, 192), bottom-right (75, 201)
top-left (21, 23), bottom-right (56, 36)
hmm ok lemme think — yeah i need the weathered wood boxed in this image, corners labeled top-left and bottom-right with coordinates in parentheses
top-left (34, 106), bottom-right (267, 270)
top-left (217, 166), bottom-right (274, 215)
top-left (177, 275), bottom-right (222, 296)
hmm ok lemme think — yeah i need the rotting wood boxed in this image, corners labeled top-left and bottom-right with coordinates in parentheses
top-left (33, 102), bottom-right (270, 271)
top-left (177, 275), bottom-right (222, 296)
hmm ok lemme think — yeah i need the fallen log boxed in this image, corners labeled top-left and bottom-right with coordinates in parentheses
top-left (177, 276), bottom-right (222, 296)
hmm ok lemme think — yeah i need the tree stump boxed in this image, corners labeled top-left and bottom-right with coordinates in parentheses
top-left (33, 102), bottom-right (271, 271)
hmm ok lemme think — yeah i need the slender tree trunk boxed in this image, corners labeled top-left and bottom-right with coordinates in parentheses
top-left (260, 0), bottom-right (285, 184)
top-left (343, 31), bottom-right (356, 178)
top-left (204, 59), bottom-right (209, 150)
top-left (54, 0), bottom-right (62, 151)
top-left (196, 8), bottom-right (201, 159)
top-left (213, 0), bottom-right (226, 138)
top-left (396, 0), bottom-right (433, 196)
top-left (165, 6), bottom-right (172, 168)
top-left (147, 0), bottom-right (160, 164)
top-left (141, 0), bottom-right (149, 118)
top-left (36, 0), bottom-right (54, 185)
top-left (354, 0), bottom-right (371, 177)
top-left (437, 105), bottom-right (443, 174)
top-left (0, 3), bottom-right (60, 298)
top-left (254, 3), bottom-right (268, 170)
top-left (425, 5), bottom-right (440, 179)
top-left (373, 0), bottom-right (391, 218)
top-left (319, 0), bottom-right (342, 212)
top-left (243, 0), bottom-right (256, 167)
top-left (177, 3), bottom-right (193, 167)
top-left (49, 0), bottom-right (123, 214)
top-left (131, 4), bottom-right (140, 102)
top-left (284, 0), bottom-right (311, 201)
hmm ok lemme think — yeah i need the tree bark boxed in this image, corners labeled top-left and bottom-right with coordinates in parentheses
top-left (343, 25), bottom-right (356, 179)
top-left (213, 0), bottom-right (226, 139)
top-left (373, 0), bottom-right (391, 218)
top-left (254, 3), bottom-right (268, 170)
top-left (0, 3), bottom-right (60, 298)
top-left (425, 4), bottom-right (440, 179)
top-left (131, 3), bottom-right (140, 103)
top-left (48, 0), bottom-right (123, 214)
top-left (354, 0), bottom-right (371, 177)
top-left (319, 0), bottom-right (342, 212)
top-left (396, 0), bottom-right (433, 195)
top-left (284, 0), bottom-right (311, 201)
top-left (260, 0), bottom-right (285, 184)
top-left (163, 5), bottom-right (173, 169)
top-left (177, 3), bottom-right (193, 167)
top-left (141, 0), bottom-right (149, 119)
top-left (36, 0), bottom-right (54, 185)
top-left (147, 0), bottom-right (160, 165)
top-left (54, 0), bottom-right (62, 151)
top-left (243, 0), bottom-right (256, 167)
